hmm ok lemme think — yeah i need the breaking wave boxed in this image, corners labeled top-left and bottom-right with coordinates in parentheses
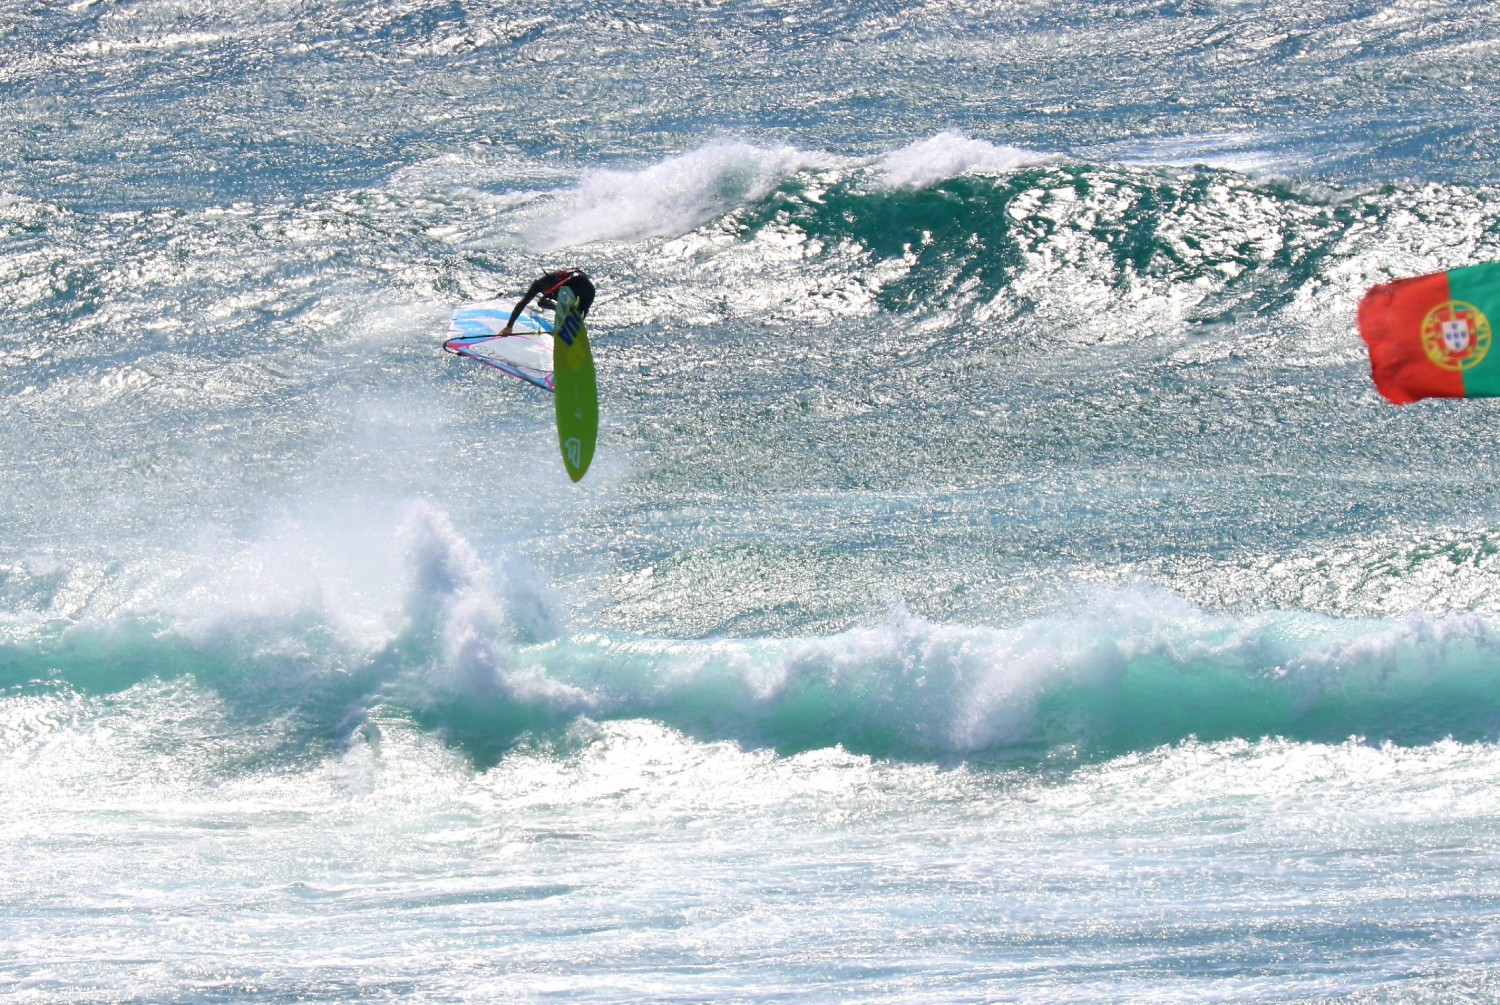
top-left (6, 502), bottom-right (1500, 772)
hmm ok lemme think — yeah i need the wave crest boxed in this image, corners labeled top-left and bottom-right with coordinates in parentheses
top-left (532, 140), bottom-right (833, 249)
top-left (10, 555), bottom-right (1500, 768)
top-left (872, 130), bottom-right (1055, 190)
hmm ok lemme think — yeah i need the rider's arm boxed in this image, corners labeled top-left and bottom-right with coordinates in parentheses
top-left (502, 276), bottom-right (551, 335)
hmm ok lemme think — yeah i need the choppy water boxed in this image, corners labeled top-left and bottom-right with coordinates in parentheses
top-left (7, 1), bottom-right (1500, 1001)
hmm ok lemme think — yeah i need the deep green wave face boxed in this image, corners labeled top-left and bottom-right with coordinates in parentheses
top-left (722, 163), bottom-right (1364, 331)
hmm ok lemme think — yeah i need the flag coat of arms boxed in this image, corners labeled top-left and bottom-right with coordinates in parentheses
top-left (1358, 262), bottom-right (1500, 404)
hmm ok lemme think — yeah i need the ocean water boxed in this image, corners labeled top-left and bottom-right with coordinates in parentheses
top-left (6, 1), bottom-right (1500, 1000)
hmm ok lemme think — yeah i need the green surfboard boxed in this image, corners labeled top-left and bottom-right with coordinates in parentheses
top-left (552, 288), bottom-right (598, 482)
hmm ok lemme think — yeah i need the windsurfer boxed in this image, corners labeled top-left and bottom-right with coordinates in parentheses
top-left (500, 269), bottom-right (594, 337)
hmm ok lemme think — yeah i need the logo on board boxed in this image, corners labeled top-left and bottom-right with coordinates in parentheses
top-left (563, 436), bottom-right (583, 469)
top-left (1421, 300), bottom-right (1491, 371)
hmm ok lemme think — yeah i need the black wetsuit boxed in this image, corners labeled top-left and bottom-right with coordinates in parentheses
top-left (506, 270), bottom-right (594, 330)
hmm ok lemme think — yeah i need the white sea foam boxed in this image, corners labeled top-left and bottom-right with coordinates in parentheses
top-left (395, 501), bottom-right (588, 711)
top-left (531, 140), bottom-right (834, 249)
top-left (71, 32), bottom-right (228, 55)
top-left (1091, 131), bottom-right (1284, 174)
top-left (871, 130), bottom-right (1053, 190)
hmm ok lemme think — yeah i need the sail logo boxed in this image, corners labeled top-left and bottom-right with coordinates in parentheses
top-left (563, 436), bottom-right (583, 469)
top-left (1421, 300), bottom-right (1491, 371)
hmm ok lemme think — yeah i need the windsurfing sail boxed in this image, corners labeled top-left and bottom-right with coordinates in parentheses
top-left (1359, 262), bottom-right (1500, 404)
top-left (443, 298), bottom-right (555, 391)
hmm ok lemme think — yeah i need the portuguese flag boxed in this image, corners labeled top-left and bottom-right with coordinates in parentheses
top-left (1358, 262), bottom-right (1500, 404)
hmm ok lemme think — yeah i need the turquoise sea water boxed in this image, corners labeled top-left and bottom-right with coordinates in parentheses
top-left (7, 2), bottom-right (1500, 1000)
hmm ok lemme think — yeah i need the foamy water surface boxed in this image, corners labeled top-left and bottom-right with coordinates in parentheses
top-left (6, 0), bottom-right (1500, 1001)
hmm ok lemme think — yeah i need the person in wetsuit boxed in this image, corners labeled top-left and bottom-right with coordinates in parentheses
top-left (500, 269), bottom-right (595, 336)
